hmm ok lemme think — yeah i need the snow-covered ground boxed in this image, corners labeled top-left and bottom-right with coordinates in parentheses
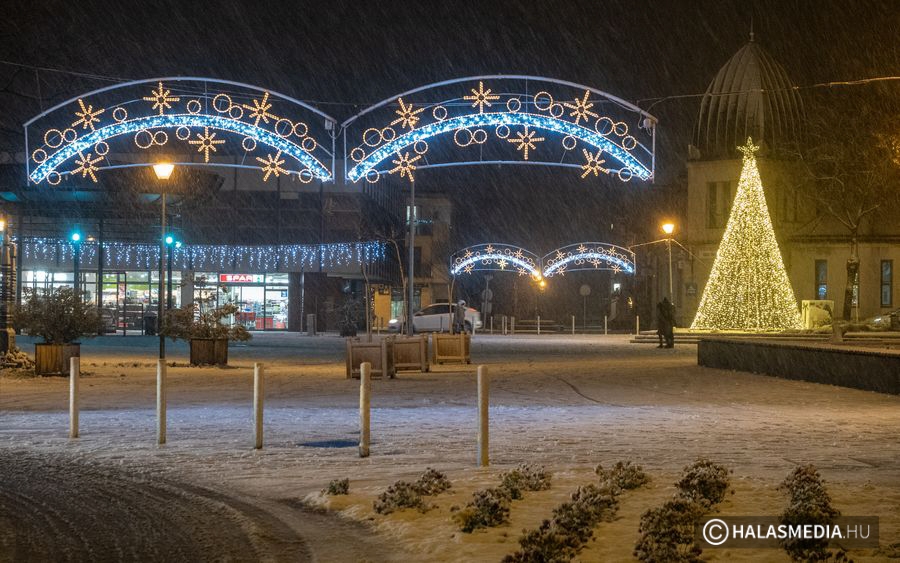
top-left (2, 333), bottom-right (898, 561)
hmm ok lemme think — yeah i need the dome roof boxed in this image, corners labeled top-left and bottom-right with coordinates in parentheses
top-left (694, 39), bottom-right (804, 158)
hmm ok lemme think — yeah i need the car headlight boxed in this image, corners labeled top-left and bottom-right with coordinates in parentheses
top-left (388, 318), bottom-right (399, 325)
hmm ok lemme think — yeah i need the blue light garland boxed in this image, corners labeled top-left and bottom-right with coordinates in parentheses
top-left (450, 241), bottom-right (636, 279)
top-left (348, 112), bottom-right (650, 183)
top-left (31, 114), bottom-right (331, 184)
top-left (19, 238), bottom-right (385, 272)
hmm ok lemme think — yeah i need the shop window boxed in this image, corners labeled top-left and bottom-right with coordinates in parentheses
top-left (882, 260), bottom-right (893, 308)
top-left (815, 260), bottom-right (827, 300)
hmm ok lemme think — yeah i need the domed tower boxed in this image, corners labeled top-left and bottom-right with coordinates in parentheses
top-left (693, 35), bottom-right (804, 159)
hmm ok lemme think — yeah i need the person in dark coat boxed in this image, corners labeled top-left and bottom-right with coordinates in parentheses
top-left (659, 297), bottom-right (676, 348)
top-left (656, 300), bottom-right (669, 348)
top-left (453, 300), bottom-right (467, 334)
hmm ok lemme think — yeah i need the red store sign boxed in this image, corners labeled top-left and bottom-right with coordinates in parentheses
top-left (219, 274), bottom-right (265, 283)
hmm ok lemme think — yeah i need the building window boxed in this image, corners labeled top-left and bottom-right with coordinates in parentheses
top-left (815, 260), bottom-right (827, 300)
top-left (706, 181), bottom-right (732, 228)
top-left (881, 260), bottom-right (893, 307)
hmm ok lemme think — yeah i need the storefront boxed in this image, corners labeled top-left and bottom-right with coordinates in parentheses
top-left (20, 269), bottom-right (290, 332)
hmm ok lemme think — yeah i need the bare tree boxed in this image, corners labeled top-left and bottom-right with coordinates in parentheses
top-left (797, 94), bottom-right (900, 319)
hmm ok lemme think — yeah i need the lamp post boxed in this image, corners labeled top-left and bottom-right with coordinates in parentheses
top-left (661, 222), bottom-right (675, 301)
top-left (70, 231), bottom-right (82, 298)
top-left (165, 235), bottom-right (175, 310)
top-left (407, 183), bottom-right (416, 336)
top-left (0, 215), bottom-right (15, 353)
top-left (153, 163), bottom-right (174, 359)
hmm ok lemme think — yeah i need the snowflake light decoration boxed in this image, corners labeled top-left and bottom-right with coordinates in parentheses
top-left (343, 76), bottom-right (656, 185)
top-left (389, 151), bottom-right (421, 181)
top-left (450, 241), bottom-right (635, 279)
top-left (26, 77), bottom-right (335, 186)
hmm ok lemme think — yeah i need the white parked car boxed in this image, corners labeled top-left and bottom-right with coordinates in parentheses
top-left (389, 302), bottom-right (483, 333)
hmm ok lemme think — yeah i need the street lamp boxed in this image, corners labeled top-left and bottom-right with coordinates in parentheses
top-left (70, 230), bottom-right (82, 298)
top-left (154, 163), bottom-right (173, 359)
top-left (661, 222), bottom-right (675, 301)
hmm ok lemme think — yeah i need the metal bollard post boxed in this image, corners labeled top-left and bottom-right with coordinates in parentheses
top-left (490, 316), bottom-right (493, 335)
top-left (359, 362), bottom-right (371, 457)
top-left (477, 365), bottom-right (489, 467)
top-left (69, 357), bottom-right (79, 439)
top-left (511, 316), bottom-right (515, 335)
top-left (253, 363), bottom-right (264, 449)
top-left (604, 315), bottom-right (608, 335)
top-left (537, 315), bottom-right (541, 335)
top-left (636, 315), bottom-right (640, 335)
top-left (571, 315), bottom-right (575, 335)
top-left (157, 359), bottom-right (166, 445)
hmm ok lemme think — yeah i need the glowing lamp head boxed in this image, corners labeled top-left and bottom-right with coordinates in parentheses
top-left (153, 162), bottom-right (175, 180)
top-left (165, 235), bottom-right (175, 246)
top-left (661, 222), bottom-right (675, 235)
top-left (70, 231), bottom-right (82, 243)
top-left (538, 279), bottom-right (547, 291)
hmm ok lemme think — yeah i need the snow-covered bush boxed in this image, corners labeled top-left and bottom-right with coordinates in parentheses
top-left (633, 499), bottom-right (706, 563)
top-left (499, 463), bottom-right (552, 499)
top-left (373, 481), bottom-right (428, 514)
top-left (675, 458), bottom-right (732, 507)
top-left (453, 487), bottom-right (512, 532)
top-left (596, 461), bottom-right (651, 491)
top-left (778, 465), bottom-right (848, 562)
top-left (323, 478), bottom-right (349, 496)
top-left (504, 483), bottom-right (620, 562)
top-left (415, 467), bottom-right (451, 496)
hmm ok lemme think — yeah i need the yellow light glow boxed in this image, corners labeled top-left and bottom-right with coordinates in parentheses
top-left (661, 222), bottom-right (675, 235)
top-left (153, 163), bottom-right (175, 180)
top-left (0, 218), bottom-right (5, 232)
top-left (691, 138), bottom-right (802, 330)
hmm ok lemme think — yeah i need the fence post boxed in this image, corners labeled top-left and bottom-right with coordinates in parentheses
top-left (604, 315), bottom-right (608, 335)
top-left (157, 359), bottom-right (166, 445)
top-left (253, 363), bottom-right (264, 449)
top-left (636, 315), bottom-right (640, 336)
top-left (69, 357), bottom-right (79, 439)
top-left (511, 316), bottom-right (515, 335)
top-left (359, 361), bottom-right (371, 457)
top-left (477, 365), bottom-right (489, 467)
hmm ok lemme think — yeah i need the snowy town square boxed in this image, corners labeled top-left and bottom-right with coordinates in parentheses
top-left (2, 1), bottom-right (900, 561)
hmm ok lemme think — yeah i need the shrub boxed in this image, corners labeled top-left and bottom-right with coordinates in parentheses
top-left (634, 499), bottom-right (706, 563)
top-left (499, 463), bottom-right (552, 499)
top-left (596, 461), bottom-right (651, 491)
top-left (415, 468), bottom-right (451, 496)
top-left (15, 288), bottom-right (104, 344)
top-left (505, 483), bottom-right (621, 562)
top-left (778, 465), bottom-right (847, 562)
top-left (323, 478), bottom-right (349, 496)
top-left (675, 458), bottom-right (732, 507)
top-left (453, 487), bottom-right (512, 532)
top-left (373, 481), bottom-right (427, 515)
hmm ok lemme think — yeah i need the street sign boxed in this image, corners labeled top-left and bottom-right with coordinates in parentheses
top-left (579, 284), bottom-right (591, 296)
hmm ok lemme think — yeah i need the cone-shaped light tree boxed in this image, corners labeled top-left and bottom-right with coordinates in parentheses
top-left (692, 138), bottom-right (802, 330)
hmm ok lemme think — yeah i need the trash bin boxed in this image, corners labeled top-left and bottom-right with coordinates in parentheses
top-left (891, 312), bottom-right (900, 331)
top-left (144, 314), bottom-right (157, 336)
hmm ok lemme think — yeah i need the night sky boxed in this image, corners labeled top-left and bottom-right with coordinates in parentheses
top-left (2, 0), bottom-right (898, 246)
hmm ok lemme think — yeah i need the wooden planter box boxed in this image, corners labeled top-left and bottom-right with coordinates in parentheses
top-left (432, 333), bottom-right (471, 365)
top-left (346, 338), bottom-right (395, 379)
top-left (190, 338), bottom-right (229, 366)
top-left (34, 343), bottom-right (80, 375)
top-left (392, 335), bottom-right (429, 373)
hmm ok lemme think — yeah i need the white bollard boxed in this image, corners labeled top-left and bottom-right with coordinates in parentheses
top-left (157, 359), bottom-right (166, 445)
top-left (636, 315), bottom-right (640, 335)
top-left (253, 363), bottom-right (264, 449)
top-left (477, 365), bottom-right (489, 467)
top-left (604, 315), bottom-right (608, 335)
top-left (359, 361), bottom-right (371, 458)
top-left (537, 315), bottom-right (541, 335)
top-left (572, 315), bottom-right (575, 335)
top-left (69, 357), bottom-right (79, 439)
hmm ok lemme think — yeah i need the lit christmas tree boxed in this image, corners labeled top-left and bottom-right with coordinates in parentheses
top-left (692, 138), bottom-right (802, 330)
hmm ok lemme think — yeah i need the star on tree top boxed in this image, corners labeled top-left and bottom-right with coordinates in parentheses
top-left (738, 137), bottom-right (760, 158)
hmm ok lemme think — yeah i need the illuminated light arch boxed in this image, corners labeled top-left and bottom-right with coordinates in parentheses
top-left (541, 242), bottom-right (636, 278)
top-left (25, 77), bottom-right (336, 185)
top-left (450, 244), bottom-right (542, 279)
top-left (342, 75), bottom-right (657, 184)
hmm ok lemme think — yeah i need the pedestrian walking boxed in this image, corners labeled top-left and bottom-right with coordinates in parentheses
top-left (454, 300), bottom-right (467, 334)
top-left (659, 297), bottom-right (676, 348)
